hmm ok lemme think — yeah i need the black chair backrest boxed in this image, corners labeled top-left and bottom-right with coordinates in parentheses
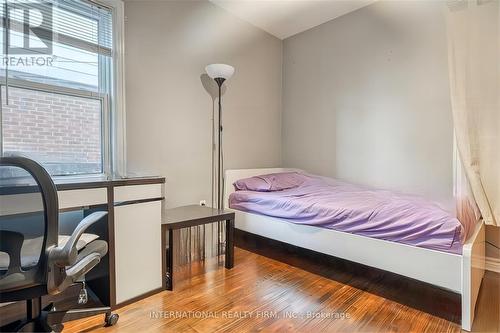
top-left (0, 157), bottom-right (59, 302)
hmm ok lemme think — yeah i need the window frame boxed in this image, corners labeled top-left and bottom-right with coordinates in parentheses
top-left (0, 0), bottom-right (125, 178)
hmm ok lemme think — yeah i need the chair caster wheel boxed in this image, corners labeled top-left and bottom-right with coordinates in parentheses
top-left (52, 323), bottom-right (64, 332)
top-left (104, 313), bottom-right (119, 327)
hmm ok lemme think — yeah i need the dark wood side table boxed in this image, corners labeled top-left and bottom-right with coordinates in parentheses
top-left (162, 205), bottom-right (235, 290)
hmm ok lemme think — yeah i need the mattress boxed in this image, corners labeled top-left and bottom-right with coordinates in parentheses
top-left (229, 173), bottom-right (466, 254)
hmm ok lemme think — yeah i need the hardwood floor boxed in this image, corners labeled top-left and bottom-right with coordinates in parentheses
top-left (64, 248), bottom-right (499, 333)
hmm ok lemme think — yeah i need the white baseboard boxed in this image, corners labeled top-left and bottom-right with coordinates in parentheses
top-left (485, 256), bottom-right (500, 273)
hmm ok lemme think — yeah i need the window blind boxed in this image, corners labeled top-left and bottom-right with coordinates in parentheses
top-left (1, 0), bottom-right (112, 56)
top-left (1, 0), bottom-right (114, 92)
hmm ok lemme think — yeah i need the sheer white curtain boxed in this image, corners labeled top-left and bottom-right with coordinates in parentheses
top-left (454, 140), bottom-right (481, 239)
top-left (445, 0), bottom-right (500, 227)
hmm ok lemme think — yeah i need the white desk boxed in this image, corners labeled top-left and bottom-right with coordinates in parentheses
top-left (0, 176), bottom-right (165, 309)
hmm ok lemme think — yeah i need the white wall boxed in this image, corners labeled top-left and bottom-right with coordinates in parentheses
top-left (124, 0), bottom-right (282, 208)
top-left (282, 1), bottom-right (454, 208)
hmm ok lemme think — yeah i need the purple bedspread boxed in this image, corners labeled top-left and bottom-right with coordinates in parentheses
top-left (229, 173), bottom-right (465, 254)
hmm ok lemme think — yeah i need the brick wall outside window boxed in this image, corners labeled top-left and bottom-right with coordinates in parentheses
top-left (2, 86), bottom-right (103, 175)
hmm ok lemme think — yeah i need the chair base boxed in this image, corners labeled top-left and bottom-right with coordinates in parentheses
top-left (0, 299), bottom-right (119, 332)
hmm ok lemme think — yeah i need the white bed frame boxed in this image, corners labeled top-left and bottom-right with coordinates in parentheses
top-left (224, 168), bottom-right (485, 331)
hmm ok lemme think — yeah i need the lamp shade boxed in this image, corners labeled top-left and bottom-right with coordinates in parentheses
top-left (205, 64), bottom-right (235, 80)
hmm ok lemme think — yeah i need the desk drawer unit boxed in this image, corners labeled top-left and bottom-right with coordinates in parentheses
top-left (114, 184), bottom-right (163, 304)
top-left (58, 188), bottom-right (108, 210)
top-left (1, 188), bottom-right (108, 215)
top-left (114, 184), bottom-right (162, 203)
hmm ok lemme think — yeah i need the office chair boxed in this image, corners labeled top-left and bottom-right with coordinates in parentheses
top-left (0, 157), bottom-right (118, 332)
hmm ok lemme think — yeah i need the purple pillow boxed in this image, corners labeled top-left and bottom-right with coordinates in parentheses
top-left (234, 172), bottom-right (307, 192)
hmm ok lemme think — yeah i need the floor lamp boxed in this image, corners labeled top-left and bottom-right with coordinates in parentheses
top-left (205, 64), bottom-right (235, 210)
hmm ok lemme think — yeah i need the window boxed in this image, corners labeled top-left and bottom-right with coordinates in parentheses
top-left (0, 0), bottom-right (117, 176)
top-left (1, 86), bottom-right (104, 175)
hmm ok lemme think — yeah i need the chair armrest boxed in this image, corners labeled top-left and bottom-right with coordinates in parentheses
top-left (65, 252), bottom-right (101, 280)
top-left (49, 211), bottom-right (107, 267)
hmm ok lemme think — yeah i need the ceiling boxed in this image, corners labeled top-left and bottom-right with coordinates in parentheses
top-left (210, 0), bottom-right (375, 40)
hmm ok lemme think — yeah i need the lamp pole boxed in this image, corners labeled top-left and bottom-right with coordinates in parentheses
top-left (215, 77), bottom-right (225, 210)
top-left (205, 63), bottom-right (234, 210)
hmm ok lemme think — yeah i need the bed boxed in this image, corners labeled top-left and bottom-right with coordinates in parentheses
top-left (224, 168), bottom-right (485, 331)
